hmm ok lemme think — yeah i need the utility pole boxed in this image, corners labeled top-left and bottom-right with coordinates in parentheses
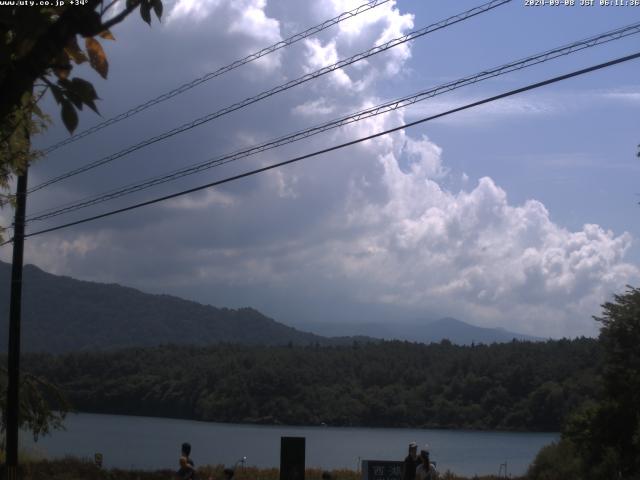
top-left (5, 164), bottom-right (28, 480)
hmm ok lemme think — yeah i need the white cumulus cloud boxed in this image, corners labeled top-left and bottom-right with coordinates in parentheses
top-left (14, 0), bottom-right (639, 340)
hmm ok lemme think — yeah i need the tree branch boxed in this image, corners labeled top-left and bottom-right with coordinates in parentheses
top-left (0, 2), bottom-right (100, 121)
top-left (101, 0), bottom-right (120, 15)
top-left (34, 86), bottom-right (49, 105)
top-left (101, 0), bottom-right (141, 31)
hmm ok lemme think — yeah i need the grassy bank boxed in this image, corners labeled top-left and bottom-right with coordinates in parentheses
top-left (14, 458), bottom-right (524, 480)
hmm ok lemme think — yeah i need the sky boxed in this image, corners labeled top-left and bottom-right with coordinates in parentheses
top-left (3, 0), bottom-right (640, 338)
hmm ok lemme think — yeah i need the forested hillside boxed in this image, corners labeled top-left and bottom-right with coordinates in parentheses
top-left (0, 262), bottom-right (370, 352)
top-left (23, 338), bottom-right (601, 431)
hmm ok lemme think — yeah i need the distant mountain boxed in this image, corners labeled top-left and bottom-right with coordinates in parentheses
top-left (0, 262), bottom-right (371, 353)
top-left (420, 317), bottom-right (542, 344)
top-left (301, 317), bottom-right (542, 345)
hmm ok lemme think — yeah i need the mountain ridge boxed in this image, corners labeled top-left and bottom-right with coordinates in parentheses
top-left (0, 261), bottom-right (541, 352)
top-left (0, 262), bottom-right (370, 353)
top-left (299, 316), bottom-right (541, 345)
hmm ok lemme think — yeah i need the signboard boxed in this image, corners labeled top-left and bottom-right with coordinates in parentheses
top-left (361, 460), bottom-right (403, 480)
top-left (280, 436), bottom-right (305, 480)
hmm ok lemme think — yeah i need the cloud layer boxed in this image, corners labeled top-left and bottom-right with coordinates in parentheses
top-left (9, 0), bottom-right (639, 338)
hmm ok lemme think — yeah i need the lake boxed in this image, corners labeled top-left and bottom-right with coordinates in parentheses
top-left (23, 413), bottom-right (558, 477)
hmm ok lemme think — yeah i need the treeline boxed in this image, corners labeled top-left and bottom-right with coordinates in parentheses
top-left (526, 286), bottom-right (640, 479)
top-left (23, 338), bottom-right (602, 431)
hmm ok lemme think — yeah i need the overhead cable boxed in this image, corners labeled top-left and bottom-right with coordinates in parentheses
top-left (14, 50), bottom-right (640, 242)
top-left (29, 0), bottom-right (512, 193)
top-left (41, 0), bottom-right (393, 155)
top-left (26, 21), bottom-right (640, 222)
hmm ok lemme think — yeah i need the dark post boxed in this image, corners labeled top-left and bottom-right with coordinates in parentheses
top-left (280, 436), bottom-right (305, 480)
top-left (5, 166), bottom-right (29, 480)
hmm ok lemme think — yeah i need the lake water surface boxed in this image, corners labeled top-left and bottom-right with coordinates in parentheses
top-left (24, 413), bottom-right (557, 477)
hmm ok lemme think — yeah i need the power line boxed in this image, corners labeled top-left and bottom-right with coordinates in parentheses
top-left (28, 0), bottom-right (512, 194)
top-left (14, 50), bottom-right (640, 242)
top-left (25, 21), bottom-right (640, 223)
top-left (40, 0), bottom-right (392, 155)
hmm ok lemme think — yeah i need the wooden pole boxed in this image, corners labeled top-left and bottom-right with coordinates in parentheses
top-left (5, 166), bottom-right (28, 480)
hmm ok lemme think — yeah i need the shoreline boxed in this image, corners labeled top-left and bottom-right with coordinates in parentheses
top-left (55, 410), bottom-right (561, 435)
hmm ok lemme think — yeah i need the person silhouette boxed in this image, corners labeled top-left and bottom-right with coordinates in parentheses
top-left (415, 448), bottom-right (437, 480)
top-left (177, 442), bottom-right (196, 480)
top-left (402, 442), bottom-right (421, 480)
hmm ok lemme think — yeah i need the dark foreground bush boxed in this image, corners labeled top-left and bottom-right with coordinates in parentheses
top-left (526, 439), bottom-right (583, 480)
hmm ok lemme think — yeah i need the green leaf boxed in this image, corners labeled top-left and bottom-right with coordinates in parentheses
top-left (58, 79), bottom-right (83, 110)
top-left (69, 77), bottom-right (99, 114)
top-left (140, 1), bottom-right (152, 25)
top-left (60, 100), bottom-right (78, 134)
top-left (152, 0), bottom-right (163, 20)
top-left (50, 84), bottom-right (64, 105)
top-left (67, 92), bottom-right (84, 110)
top-left (19, 90), bottom-right (33, 107)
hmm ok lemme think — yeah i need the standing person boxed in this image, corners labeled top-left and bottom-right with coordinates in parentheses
top-left (415, 449), bottom-right (437, 480)
top-left (178, 442), bottom-right (196, 480)
top-left (182, 442), bottom-right (195, 468)
top-left (178, 456), bottom-right (195, 480)
top-left (401, 442), bottom-right (421, 480)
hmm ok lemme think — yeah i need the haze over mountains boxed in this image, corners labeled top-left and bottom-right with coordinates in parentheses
top-left (304, 317), bottom-right (542, 345)
top-left (0, 261), bottom-right (539, 353)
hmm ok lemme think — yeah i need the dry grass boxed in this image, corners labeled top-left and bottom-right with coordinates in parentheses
top-left (13, 458), bottom-right (524, 480)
